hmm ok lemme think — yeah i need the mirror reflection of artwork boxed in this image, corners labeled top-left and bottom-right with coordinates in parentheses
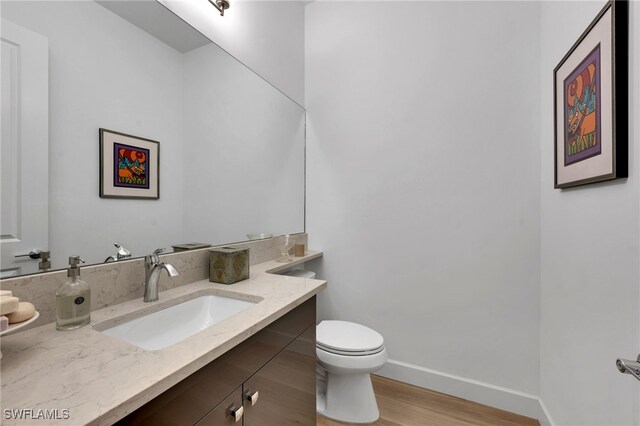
top-left (564, 45), bottom-right (601, 166)
top-left (115, 143), bottom-right (150, 189)
top-left (100, 129), bottom-right (159, 199)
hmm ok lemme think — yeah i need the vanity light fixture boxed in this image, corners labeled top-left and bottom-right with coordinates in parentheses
top-left (209, 0), bottom-right (230, 16)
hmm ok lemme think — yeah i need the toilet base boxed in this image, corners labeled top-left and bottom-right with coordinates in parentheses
top-left (317, 372), bottom-right (380, 424)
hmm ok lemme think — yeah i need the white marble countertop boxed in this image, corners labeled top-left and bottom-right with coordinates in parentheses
top-left (0, 251), bottom-right (325, 426)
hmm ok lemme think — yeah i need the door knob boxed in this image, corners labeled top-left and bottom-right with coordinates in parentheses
top-left (616, 354), bottom-right (640, 381)
top-left (15, 249), bottom-right (45, 259)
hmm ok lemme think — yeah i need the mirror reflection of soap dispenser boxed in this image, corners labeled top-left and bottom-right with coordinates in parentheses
top-left (56, 256), bottom-right (90, 331)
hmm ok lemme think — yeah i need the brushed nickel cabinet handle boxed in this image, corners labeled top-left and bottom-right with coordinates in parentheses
top-left (228, 405), bottom-right (243, 422)
top-left (246, 390), bottom-right (259, 406)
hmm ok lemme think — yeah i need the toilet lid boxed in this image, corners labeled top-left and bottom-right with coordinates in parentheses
top-left (316, 320), bottom-right (384, 353)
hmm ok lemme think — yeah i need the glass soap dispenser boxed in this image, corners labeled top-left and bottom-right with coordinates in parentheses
top-left (56, 256), bottom-right (90, 331)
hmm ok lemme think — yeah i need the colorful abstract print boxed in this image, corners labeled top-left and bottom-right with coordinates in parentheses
top-left (113, 143), bottom-right (150, 189)
top-left (564, 44), bottom-right (601, 166)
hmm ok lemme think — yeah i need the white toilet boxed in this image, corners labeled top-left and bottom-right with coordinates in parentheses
top-left (284, 270), bottom-right (388, 424)
top-left (316, 320), bottom-right (387, 423)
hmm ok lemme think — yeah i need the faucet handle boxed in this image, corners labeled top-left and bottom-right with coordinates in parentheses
top-left (145, 248), bottom-right (165, 266)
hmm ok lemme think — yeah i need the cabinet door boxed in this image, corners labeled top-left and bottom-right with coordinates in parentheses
top-left (114, 350), bottom-right (246, 426)
top-left (195, 387), bottom-right (244, 426)
top-left (243, 325), bottom-right (316, 426)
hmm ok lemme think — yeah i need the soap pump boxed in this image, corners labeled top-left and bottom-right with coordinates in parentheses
top-left (56, 256), bottom-right (91, 331)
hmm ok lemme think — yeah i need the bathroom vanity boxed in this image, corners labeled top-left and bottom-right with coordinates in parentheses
top-left (0, 252), bottom-right (324, 426)
top-left (117, 298), bottom-right (316, 425)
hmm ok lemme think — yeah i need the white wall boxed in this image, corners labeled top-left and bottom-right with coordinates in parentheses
top-left (306, 0), bottom-right (541, 407)
top-left (2, 1), bottom-right (186, 268)
top-left (539, 1), bottom-right (640, 425)
top-left (161, 0), bottom-right (305, 106)
top-left (182, 43), bottom-right (305, 243)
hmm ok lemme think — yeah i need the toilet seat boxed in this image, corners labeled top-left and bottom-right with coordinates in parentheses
top-left (317, 342), bottom-right (385, 356)
top-left (317, 345), bottom-right (388, 375)
top-left (316, 320), bottom-right (385, 356)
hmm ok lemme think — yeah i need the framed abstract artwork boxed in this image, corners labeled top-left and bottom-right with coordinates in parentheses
top-left (99, 129), bottom-right (160, 199)
top-left (553, 0), bottom-right (627, 189)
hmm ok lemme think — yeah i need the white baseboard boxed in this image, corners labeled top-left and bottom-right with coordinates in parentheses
top-left (537, 399), bottom-right (556, 426)
top-left (378, 359), bottom-right (544, 421)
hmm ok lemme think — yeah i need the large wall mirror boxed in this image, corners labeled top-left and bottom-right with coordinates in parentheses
top-left (0, 0), bottom-right (305, 278)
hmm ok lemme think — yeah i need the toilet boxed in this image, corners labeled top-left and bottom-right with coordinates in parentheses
top-left (284, 270), bottom-right (388, 424)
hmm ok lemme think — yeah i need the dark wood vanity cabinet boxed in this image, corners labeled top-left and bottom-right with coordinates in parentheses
top-left (243, 325), bottom-right (316, 426)
top-left (116, 297), bottom-right (316, 426)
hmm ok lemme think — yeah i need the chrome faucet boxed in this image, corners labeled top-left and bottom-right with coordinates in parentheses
top-left (143, 248), bottom-right (179, 302)
top-left (105, 242), bottom-right (132, 263)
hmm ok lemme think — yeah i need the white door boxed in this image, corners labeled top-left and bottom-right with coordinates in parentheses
top-left (0, 19), bottom-right (48, 277)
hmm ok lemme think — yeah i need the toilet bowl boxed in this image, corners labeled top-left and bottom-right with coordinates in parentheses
top-left (283, 270), bottom-right (387, 423)
top-left (316, 320), bottom-right (387, 424)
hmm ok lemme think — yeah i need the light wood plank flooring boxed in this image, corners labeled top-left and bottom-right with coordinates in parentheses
top-left (317, 375), bottom-right (539, 426)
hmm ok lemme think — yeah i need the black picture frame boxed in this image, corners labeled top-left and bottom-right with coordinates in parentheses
top-left (99, 128), bottom-right (160, 199)
top-left (553, 0), bottom-right (628, 189)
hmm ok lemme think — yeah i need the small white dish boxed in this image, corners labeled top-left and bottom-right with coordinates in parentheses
top-left (0, 311), bottom-right (40, 337)
top-left (0, 311), bottom-right (39, 359)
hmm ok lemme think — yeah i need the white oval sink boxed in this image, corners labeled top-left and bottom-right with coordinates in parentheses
top-left (100, 295), bottom-right (256, 350)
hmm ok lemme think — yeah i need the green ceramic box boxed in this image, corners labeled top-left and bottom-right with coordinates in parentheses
top-left (172, 242), bottom-right (212, 252)
top-left (208, 247), bottom-right (249, 284)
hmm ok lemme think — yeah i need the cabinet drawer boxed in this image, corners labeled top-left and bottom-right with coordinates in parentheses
top-left (116, 297), bottom-right (316, 425)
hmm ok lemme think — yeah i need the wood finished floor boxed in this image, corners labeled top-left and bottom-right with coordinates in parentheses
top-left (316, 375), bottom-right (539, 426)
